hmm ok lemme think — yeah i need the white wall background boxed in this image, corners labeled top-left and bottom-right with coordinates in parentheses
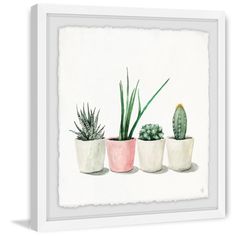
top-left (0, 0), bottom-right (233, 235)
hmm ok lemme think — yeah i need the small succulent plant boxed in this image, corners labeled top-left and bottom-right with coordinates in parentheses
top-left (139, 124), bottom-right (164, 141)
top-left (172, 104), bottom-right (187, 140)
top-left (70, 103), bottom-right (105, 140)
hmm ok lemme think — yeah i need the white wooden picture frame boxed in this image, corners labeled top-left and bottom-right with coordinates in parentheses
top-left (31, 4), bottom-right (226, 232)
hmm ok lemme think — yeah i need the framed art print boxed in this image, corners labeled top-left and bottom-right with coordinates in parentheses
top-left (31, 4), bottom-right (226, 231)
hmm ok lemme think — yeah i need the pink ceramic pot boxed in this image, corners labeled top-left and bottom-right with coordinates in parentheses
top-left (106, 138), bottom-right (136, 172)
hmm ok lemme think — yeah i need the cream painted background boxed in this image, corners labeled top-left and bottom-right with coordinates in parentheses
top-left (58, 27), bottom-right (209, 206)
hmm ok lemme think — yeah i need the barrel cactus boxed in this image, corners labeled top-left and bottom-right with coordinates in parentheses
top-left (139, 124), bottom-right (164, 141)
top-left (172, 104), bottom-right (187, 140)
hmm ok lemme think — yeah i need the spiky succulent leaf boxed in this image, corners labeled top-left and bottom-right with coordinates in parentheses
top-left (139, 124), bottom-right (164, 141)
top-left (94, 109), bottom-right (100, 130)
top-left (70, 104), bottom-right (105, 140)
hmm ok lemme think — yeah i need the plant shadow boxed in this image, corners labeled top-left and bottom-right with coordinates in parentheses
top-left (85, 167), bottom-right (109, 176)
top-left (182, 162), bottom-right (199, 173)
top-left (142, 165), bottom-right (168, 174)
top-left (171, 162), bottom-right (199, 173)
top-left (113, 166), bottom-right (139, 174)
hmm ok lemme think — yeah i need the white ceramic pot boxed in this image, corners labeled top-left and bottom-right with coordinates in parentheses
top-left (166, 137), bottom-right (194, 171)
top-left (75, 139), bottom-right (105, 173)
top-left (137, 139), bottom-right (165, 172)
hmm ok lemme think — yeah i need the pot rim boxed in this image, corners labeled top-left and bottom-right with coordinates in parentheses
top-left (138, 138), bottom-right (165, 142)
top-left (167, 136), bottom-right (193, 140)
top-left (106, 137), bottom-right (136, 143)
top-left (75, 138), bottom-right (105, 143)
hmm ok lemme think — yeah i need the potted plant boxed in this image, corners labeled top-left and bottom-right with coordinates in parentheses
top-left (106, 68), bottom-right (169, 172)
top-left (70, 104), bottom-right (105, 173)
top-left (138, 124), bottom-right (165, 172)
top-left (166, 104), bottom-right (194, 171)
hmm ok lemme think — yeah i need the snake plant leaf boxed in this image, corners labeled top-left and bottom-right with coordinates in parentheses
top-left (128, 78), bottom-right (170, 139)
top-left (124, 80), bottom-right (139, 139)
top-left (118, 68), bottom-right (169, 140)
top-left (138, 90), bottom-right (141, 115)
top-left (126, 67), bottom-right (130, 113)
top-left (119, 81), bottom-right (125, 140)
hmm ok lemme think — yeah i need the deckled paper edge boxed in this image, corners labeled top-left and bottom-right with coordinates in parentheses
top-left (58, 26), bottom-right (209, 207)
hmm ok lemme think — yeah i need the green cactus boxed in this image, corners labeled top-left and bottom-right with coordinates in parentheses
top-left (172, 104), bottom-right (187, 140)
top-left (70, 103), bottom-right (105, 140)
top-left (139, 124), bottom-right (164, 141)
